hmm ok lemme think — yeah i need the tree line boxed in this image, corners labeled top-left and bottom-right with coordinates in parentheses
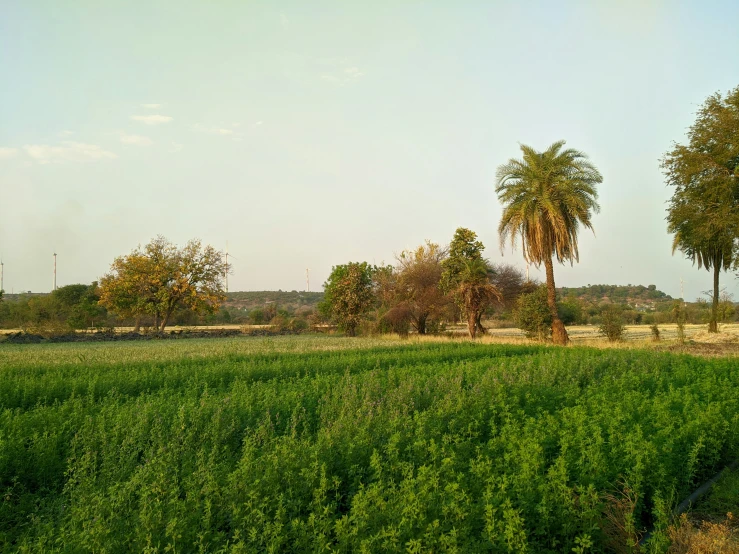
top-left (0, 86), bottom-right (736, 342)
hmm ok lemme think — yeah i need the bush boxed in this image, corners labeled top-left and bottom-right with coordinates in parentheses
top-left (513, 284), bottom-right (552, 340)
top-left (650, 324), bottom-right (661, 342)
top-left (599, 306), bottom-right (625, 342)
top-left (288, 318), bottom-right (310, 333)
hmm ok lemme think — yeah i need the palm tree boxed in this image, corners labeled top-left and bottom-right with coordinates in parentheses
top-left (495, 141), bottom-right (602, 345)
top-left (456, 258), bottom-right (501, 339)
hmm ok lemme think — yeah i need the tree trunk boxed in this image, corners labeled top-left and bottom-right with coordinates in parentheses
top-left (709, 262), bottom-right (720, 333)
top-left (133, 315), bottom-right (141, 333)
top-left (160, 309), bottom-right (173, 333)
top-left (467, 308), bottom-right (477, 339)
top-left (417, 314), bottom-right (427, 335)
top-left (544, 256), bottom-right (569, 345)
top-left (475, 312), bottom-right (486, 336)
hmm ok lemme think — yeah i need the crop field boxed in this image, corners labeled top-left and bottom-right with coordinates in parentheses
top-left (1, 336), bottom-right (739, 552)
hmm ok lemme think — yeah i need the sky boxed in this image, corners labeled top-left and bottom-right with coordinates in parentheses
top-left (1, 1), bottom-right (738, 301)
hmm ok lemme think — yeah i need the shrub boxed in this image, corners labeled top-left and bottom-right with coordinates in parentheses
top-left (513, 284), bottom-right (551, 340)
top-left (650, 324), bottom-right (661, 342)
top-left (599, 306), bottom-right (625, 342)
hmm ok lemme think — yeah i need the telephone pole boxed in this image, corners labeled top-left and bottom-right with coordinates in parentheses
top-left (0, 258), bottom-right (4, 293)
top-left (53, 253), bottom-right (57, 291)
top-left (306, 268), bottom-right (310, 292)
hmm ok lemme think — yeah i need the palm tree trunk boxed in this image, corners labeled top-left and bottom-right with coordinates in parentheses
top-left (467, 308), bottom-right (477, 339)
top-left (709, 262), bottom-right (720, 333)
top-left (544, 256), bottom-right (569, 345)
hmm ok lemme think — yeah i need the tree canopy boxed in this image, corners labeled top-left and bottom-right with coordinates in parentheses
top-left (319, 262), bottom-right (379, 337)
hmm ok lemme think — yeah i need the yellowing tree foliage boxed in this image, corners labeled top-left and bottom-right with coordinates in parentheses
top-left (99, 236), bottom-right (227, 332)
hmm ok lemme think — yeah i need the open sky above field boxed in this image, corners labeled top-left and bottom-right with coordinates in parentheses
top-left (1, 1), bottom-right (738, 300)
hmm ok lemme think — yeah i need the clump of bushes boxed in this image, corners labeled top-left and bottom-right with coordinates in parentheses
top-left (513, 285), bottom-right (551, 340)
top-left (599, 305), bottom-right (625, 342)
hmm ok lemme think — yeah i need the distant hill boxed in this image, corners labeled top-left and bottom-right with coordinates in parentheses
top-left (224, 291), bottom-right (324, 313)
top-left (558, 284), bottom-right (673, 310)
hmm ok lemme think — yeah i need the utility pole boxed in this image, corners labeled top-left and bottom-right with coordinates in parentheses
top-left (53, 252), bottom-right (57, 291)
top-left (306, 268), bottom-right (310, 293)
top-left (0, 258), bottom-right (4, 292)
top-left (680, 277), bottom-right (685, 307)
top-left (225, 243), bottom-right (229, 293)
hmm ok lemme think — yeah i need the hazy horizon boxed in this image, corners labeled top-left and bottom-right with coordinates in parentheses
top-left (2, 1), bottom-right (739, 302)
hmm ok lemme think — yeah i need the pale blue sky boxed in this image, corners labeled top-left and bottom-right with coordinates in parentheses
top-left (1, 1), bottom-right (738, 301)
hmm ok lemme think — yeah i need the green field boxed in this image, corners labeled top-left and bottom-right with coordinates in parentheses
top-left (1, 337), bottom-right (738, 552)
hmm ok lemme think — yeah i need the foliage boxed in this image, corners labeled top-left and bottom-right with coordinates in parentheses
top-left (557, 298), bottom-right (584, 325)
top-left (52, 283), bottom-right (105, 329)
top-left (456, 258), bottom-right (501, 338)
top-left (667, 513), bottom-right (739, 553)
top-left (673, 302), bottom-right (687, 344)
top-left (319, 262), bottom-right (379, 336)
top-left (496, 140), bottom-right (602, 344)
top-left (513, 284), bottom-right (552, 340)
top-left (98, 236), bottom-right (227, 332)
top-left (651, 324), bottom-right (661, 342)
top-left (599, 305), bottom-right (626, 342)
top-left (663, 85), bottom-right (739, 333)
top-left (392, 241), bottom-right (449, 334)
top-left (489, 263), bottom-right (527, 312)
top-left (1, 337), bottom-right (739, 552)
top-left (440, 227), bottom-right (485, 294)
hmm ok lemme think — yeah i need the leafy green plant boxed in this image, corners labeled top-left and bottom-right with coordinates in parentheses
top-left (1, 337), bottom-right (739, 552)
top-left (599, 305), bottom-right (626, 342)
top-left (513, 284), bottom-right (552, 340)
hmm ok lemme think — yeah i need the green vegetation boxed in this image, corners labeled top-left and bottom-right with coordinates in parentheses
top-left (2, 337), bottom-right (738, 552)
top-left (598, 305), bottom-right (626, 342)
top-left (319, 262), bottom-right (381, 336)
top-left (663, 85), bottom-right (739, 334)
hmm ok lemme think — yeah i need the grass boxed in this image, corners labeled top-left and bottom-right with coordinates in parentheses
top-left (1, 335), bottom-right (739, 552)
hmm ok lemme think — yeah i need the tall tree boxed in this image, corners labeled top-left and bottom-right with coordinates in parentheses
top-left (496, 141), bottom-right (602, 345)
top-left (319, 262), bottom-right (377, 337)
top-left (456, 258), bottom-right (502, 338)
top-left (662, 86), bottom-right (739, 333)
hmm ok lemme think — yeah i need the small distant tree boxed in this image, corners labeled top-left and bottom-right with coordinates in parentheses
top-left (249, 308), bottom-right (266, 325)
top-left (513, 285), bottom-right (552, 340)
top-left (599, 306), bottom-right (625, 342)
top-left (650, 324), bottom-right (661, 342)
top-left (456, 258), bottom-right (502, 338)
top-left (319, 262), bottom-right (377, 337)
top-left (717, 290), bottom-right (736, 323)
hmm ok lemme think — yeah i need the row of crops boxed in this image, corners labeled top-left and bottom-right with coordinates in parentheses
top-left (1, 337), bottom-right (738, 552)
